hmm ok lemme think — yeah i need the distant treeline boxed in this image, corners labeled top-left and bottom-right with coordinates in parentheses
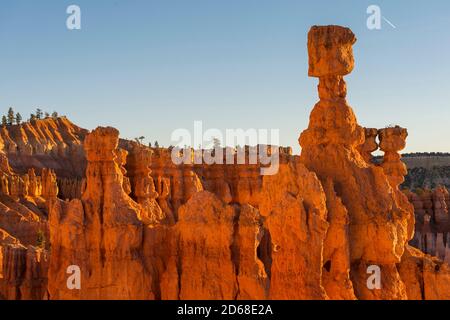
top-left (402, 152), bottom-right (450, 157)
top-left (1, 107), bottom-right (60, 126)
top-left (368, 152), bottom-right (450, 162)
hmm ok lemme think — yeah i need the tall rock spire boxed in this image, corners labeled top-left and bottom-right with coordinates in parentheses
top-left (300, 25), bottom-right (414, 300)
top-left (48, 127), bottom-right (153, 299)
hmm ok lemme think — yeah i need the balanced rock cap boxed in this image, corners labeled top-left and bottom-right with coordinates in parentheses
top-left (308, 25), bottom-right (357, 77)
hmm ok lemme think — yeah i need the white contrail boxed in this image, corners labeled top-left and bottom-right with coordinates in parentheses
top-left (382, 16), bottom-right (396, 29)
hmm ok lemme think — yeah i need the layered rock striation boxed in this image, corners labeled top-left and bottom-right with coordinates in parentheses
top-left (1, 25), bottom-right (449, 300)
top-left (0, 117), bottom-right (87, 178)
top-left (405, 186), bottom-right (450, 264)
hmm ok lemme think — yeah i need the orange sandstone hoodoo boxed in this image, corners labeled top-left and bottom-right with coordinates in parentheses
top-left (2, 25), bottom-right (450, 300)
top-left (300, 25), bottom-right (413, 299)
top-left (299, 25), bottom-right (449, 300)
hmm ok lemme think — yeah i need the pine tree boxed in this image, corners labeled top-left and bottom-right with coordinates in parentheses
top-left (7, 107), bottom-right (15, 125)
top-left (15, 113), bottom-right (22, 125)
top-left (45, 112), bottom-right (50, 118)
top-left (36, 108), bottom-right (43, 119)
top-left (30, 113), bottom-right (37, 122)
top-left (1, 116), bottom-right (7, 126)
top-left (154, 141), bottom-right (159, 148)
top-left (51, 111), bottom-right (58, 118)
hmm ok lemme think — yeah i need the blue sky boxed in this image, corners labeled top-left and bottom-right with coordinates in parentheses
top-left (1, 0), bottom-right (449, 153)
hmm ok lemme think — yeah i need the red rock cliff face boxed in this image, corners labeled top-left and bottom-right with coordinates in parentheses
top-left (0, 117), bottom-right (87, 178)
top-left (0, 142), bottom-right (52, 299)
top-left (2, 25), bottom-right (450, 300)
top-left (158, 160), bottom-right (329, 300)
top-left (48, 127), bottom-right (152, 299)
top-left (47, 127), bottom-right (329, 300)
top-left (405, 186), bottom-right (450, 265)
top-left (0, 239), bottom-right (48, 300)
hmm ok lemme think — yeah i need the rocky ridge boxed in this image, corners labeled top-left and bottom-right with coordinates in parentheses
top-left (0, 25), bottom-right (449, 300)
